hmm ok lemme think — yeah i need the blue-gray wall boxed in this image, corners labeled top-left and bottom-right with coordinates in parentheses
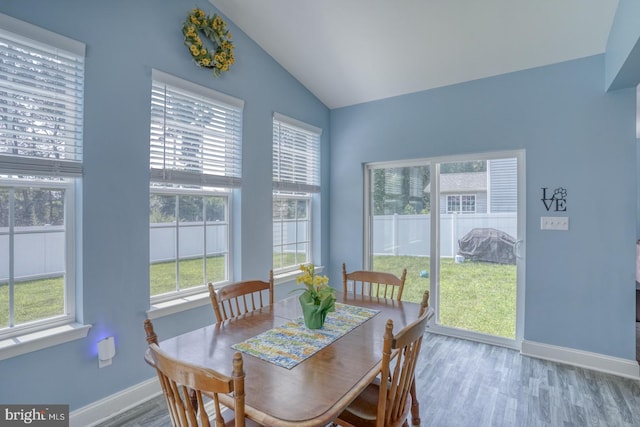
top-left (1, 0), bottom-right (639, 415)
top-left (329, 55), bottom-right (637, 360)
top-left (605, 0), bottom-right (640, 91)
top-left (0, 0), bottom-right (330, 410)
top-left (604, 0), bottom-right (640, 236)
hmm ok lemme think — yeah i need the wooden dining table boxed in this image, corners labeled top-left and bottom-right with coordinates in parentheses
top-left (157, 292), bottom-right (424, 427)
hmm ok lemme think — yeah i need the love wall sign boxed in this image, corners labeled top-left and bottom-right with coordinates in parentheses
top-left (541, 187), bottom-right (567, 212)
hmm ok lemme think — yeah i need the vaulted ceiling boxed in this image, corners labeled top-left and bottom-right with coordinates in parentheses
top-left (210, 0), bottom-right (619, 109)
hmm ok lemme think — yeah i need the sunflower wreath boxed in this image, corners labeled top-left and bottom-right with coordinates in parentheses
top-left (182, 8), bottom-right (235, 77)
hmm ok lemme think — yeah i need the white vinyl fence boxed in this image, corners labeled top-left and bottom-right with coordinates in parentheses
top-left (0, 226), bottom-right (66, 282)
top-left (373, 213), bottom-right (517, 258)
top-left (0, 222), bottom-right (229, 282)
top-left (149, 222), bottom-right (228, 263)
top-left (2, 215), bottom-right (514, 282)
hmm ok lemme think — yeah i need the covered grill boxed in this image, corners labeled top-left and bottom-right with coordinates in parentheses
top-left (457, 228), bottom-right (516, 264)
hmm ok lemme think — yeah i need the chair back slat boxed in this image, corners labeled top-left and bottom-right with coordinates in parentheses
top-left (332, 290), bottom-right (432, 427)
top-left (342, 263), bottom-right (407, 301)
top-left (377, 292), bottom-right (430, 427)
top-left (209, 271), bottom-right (274, 323)
top-left (144, 318), bottom-right (158, 345)
top-left (144, 320), bottom-right (250, 427)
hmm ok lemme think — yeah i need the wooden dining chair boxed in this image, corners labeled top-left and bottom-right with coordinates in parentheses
top-left (144, 319), bottom-right (260, 427)
top-left (334, 291), bottom-right (431, 427)
top-left (342, 262), bottom-right (407, 300)
top-left (208, 271), bottom-right (274, 323)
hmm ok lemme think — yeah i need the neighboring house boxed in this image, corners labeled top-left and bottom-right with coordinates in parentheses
top-left (424, 158), bottom-right (517, 214)
top-left (437, 171), bottom-right (487, 214)
top-left (487, 157), bottom-right (518, 213)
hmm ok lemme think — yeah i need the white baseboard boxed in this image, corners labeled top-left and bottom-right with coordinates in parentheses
top-left (521, 339), bottom-right (640, 379)
top-left (70, 377), bottom-right (162, 427)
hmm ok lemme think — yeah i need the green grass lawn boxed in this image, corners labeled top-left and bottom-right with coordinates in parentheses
top-left (374, 255), bottom-right (516, 338)
top-left (1, 254), bottom-right (516, 338)
top-left (150, 256), bottom-right (226, 297)
top-left (0, 256), bottom-right (229, 326)
top-left (0, 276), bottom-right (64, 328)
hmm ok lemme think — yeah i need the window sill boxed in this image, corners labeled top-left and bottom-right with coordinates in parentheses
top-left (147, 292), bottom-right (211, 320)
top-left (0, 322), bottom-right (92, 361)
top-left (273, 265), bottom-right (325, 286)
top-left (146, 266), bottom-right (326, 319)
top-left (273, 269), bottom-right (300, 285)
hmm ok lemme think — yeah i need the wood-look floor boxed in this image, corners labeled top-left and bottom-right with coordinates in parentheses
top-left (94, 394), bottom-right (169, 427)
top-left (418, 333), bottom-right (640, 427)
top-left (96, 332), bottom-right (640, 427)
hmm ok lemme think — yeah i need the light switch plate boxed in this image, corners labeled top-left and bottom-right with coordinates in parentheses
top-left (541, 216), bottom-right (569, 231)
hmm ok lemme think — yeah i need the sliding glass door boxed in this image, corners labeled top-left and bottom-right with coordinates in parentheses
top-left (367, 163), bottom-right (432, 302)
top-left (365, 151), bottom-right (525, 348)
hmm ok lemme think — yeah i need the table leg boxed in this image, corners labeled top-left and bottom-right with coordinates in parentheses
top-left (410, 378), bottom-right (420, 426)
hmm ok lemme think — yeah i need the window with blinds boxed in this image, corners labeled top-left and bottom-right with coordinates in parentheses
top-left (272, 113), bottom-right (321, 273)
top-left (0, 18), bottom-right (85, 177)
top-left (0, 12), bottom-right (85, 342)
top-left (149, 70), bottom-right (242, 302)
top-left (272, 113), bottom-right (321, 193)
top-left (150, 70), bottom-right (243, 188)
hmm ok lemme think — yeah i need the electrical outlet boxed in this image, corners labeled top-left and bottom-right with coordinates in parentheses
top-left (540, 216), bottom-right (569, 231)
top-left (98, 336), bottom-right (116, 368)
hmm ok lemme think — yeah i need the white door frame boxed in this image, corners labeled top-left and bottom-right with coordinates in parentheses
top-left (427, 149), bottom-right (525, 349)
top-left (364, 149), bottom-right (526, 350)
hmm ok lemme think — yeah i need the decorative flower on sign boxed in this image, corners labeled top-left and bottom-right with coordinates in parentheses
top-left (182, 8), bottom-right (235, 77)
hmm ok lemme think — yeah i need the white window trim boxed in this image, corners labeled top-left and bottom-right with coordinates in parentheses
top-left (149, 71), bottom-right (242, 309)
top-left (0, 14), bottom-right (88, 356)
top-left (147, 291), bottom-right (211, 320)
top-left (0, 171), bottom-right (81, 344)
top-left (272, 264), bottom-right (325, 288)
top-left (460, 194), bottom-right (476, 213)
top-left (152, 69), bottom-right (243, 110)
top-left (446, 194), bottom-right (476, 214)
top-left (272, 113), bottom-right (322, 193)
top-left (272, 192), bottom-right (313, 275)
top-left (149, 187), bottom-right (233, 305)
top-left (272, 113), bottom-right (321, 273)
top-left (364, 150), bottom-right (526, 349)
top-left (0, 12), bottom-right (85, 55)
top-left (0, 323), bottom-right (91, 361)
top-left (150, 69), bottom-right (243, 188)
top-left (145, 263), bottom-right (325, 319)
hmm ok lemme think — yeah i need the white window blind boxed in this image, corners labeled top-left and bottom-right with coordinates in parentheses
top-left (272, 112), bottom-right (321, 193)
top-left (150, 70), bottom-right (243, 188)
top-left (0, 13), bottom-right (85, 177)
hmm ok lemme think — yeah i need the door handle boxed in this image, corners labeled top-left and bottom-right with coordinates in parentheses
top-left (514, 239), bottom-right (524, 259)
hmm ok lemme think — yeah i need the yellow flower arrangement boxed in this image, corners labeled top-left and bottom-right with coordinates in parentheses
top-left (292, 264), bottom-right (336, 329)
top-left (295, 263), bottom-right (334, 305)
top-left (182, 8), bottom-right (235, 77)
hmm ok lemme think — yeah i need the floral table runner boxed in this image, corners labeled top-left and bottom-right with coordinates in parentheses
top-left (231, 303), bottom-right (379, 369)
